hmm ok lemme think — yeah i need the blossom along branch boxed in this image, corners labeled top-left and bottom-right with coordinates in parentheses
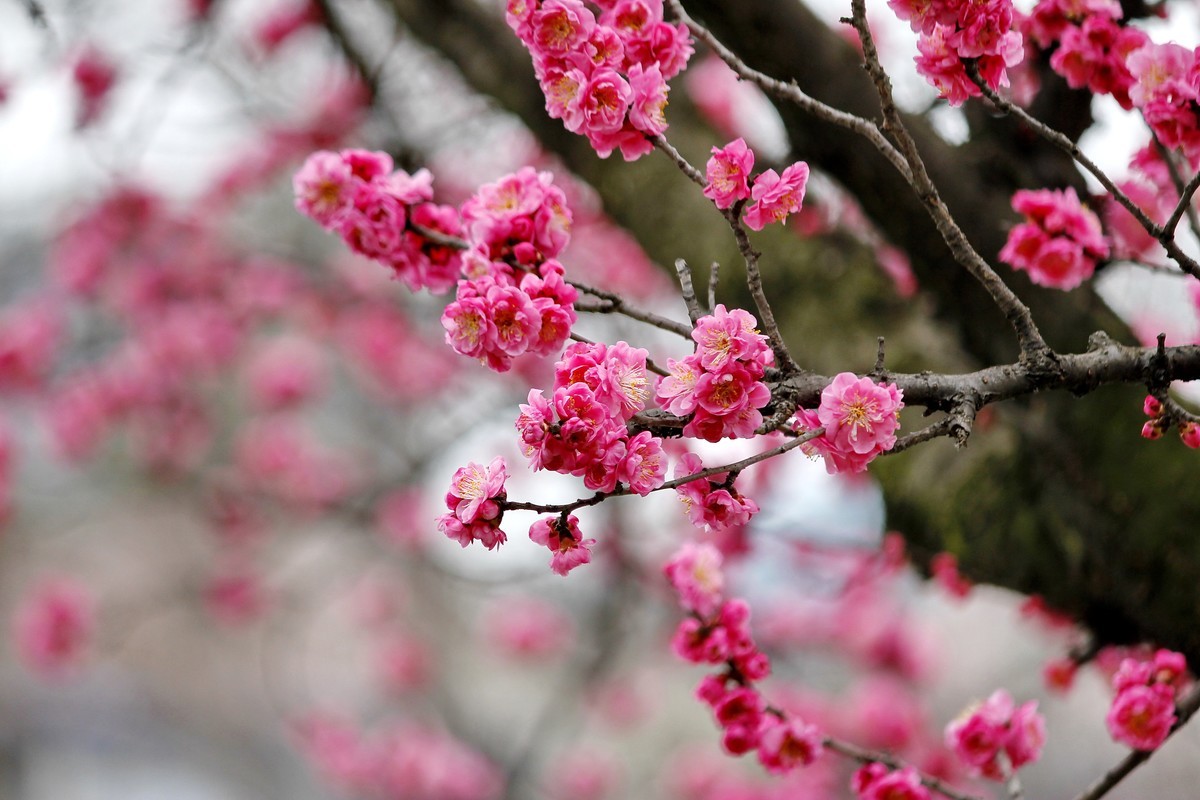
top-left (963, 63), bottom-right (1200, 282)
top-left (1073, 682), bottom-right (1200, 800)
top-left (846, 0), bottom-right (1051, 362)
top-left (499, 427), bottom-right (825, 516)
top-left (662, 0), bottom-right (916, 185)
top-left (1151, 138), bottom-right (1200, 245)
top-left (408, 221), bottom-right (693, 338)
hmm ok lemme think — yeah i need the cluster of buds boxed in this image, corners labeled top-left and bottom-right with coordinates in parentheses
top-left (506, 0), bottom-right (693, 160)
top-left (666, 543), bottom-right (824, 774)
top-left (528, 513), bottom-right (596, 575)
top-left (656, 304), bottom-right (775, 442)
top-left (1106, 649), bottom-right (1189, 751)
top-left (1141, 395), bottom-right (1200, 448)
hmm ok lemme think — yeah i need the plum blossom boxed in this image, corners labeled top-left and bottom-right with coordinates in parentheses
top-left (529, 514), bottom-right (596, 575)
top-left (702, 138), bottom-right (755, 209)
top-left (944, 689), bottom-right (1046, 779)
top-left (743, 161), bottom-right (810, 231)
top-left (437, 457), bottom-right (509, 550)
top-left (999, 187), bottom-right (1109, 290)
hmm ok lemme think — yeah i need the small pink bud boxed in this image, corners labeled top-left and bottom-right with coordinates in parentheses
top-left (1179, 422), bottom-right (1200, 449)
top-left (1141, 420), bottom-right (1164, 440)
top-left (1143, 395), bottom-right (1163, 417)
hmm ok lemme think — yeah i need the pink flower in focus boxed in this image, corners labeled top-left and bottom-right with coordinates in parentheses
top-left (529, 514), bottom-right (596, 575)
top-left (818, 372), bottom-right (904, 458)
top-left (14, 578), bottom-right (94, 679)
top-left (744, 161), bottom-right (810, 231)
top-left (703, 138), bottom-right (755, 210)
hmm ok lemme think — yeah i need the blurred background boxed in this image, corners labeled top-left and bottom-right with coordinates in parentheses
top-left (0, 0), bottom-right (1199, 798)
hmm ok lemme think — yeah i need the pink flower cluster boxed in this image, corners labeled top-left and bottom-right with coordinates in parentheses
top-left (665, 543), bottom-right (823, 774)
top-left (1106, 649), bottom-right (1188, 751)
top-left (794, 372), bottom-right (904, 474)
top-left (443, 168), bottom-right (579, 372)
top-left (702, 138), bottom-right (811, 231)
top-left (889, 0), bottom-right (1023, 106)
top-left (1049, 15), bottom-right (1147, 110)
top-left (436, 456), bottom-right (510, 551)
top-left (529, 513), bottom-right (597, 575)
top-left (657, 305), bottom-right (774, 442)
top-left (1127, 43), bottom-right (1200, 166)
top-left (294, 148), bottom-right (462, 293)
top-left (999, 187), bottom-right (1109, 290)
top-left (506, 0), bottom-right (693, 160)
top-left (1025, 0), bottom-right (1146, 110)
top-left (517, 340), bottom-right (665, 494)
top-left (944, 689), bottom-right (1046, 780)
top-left (673, 452), bottom-right (760, 533)
top-left (851, 764), bottom-right (930, 800)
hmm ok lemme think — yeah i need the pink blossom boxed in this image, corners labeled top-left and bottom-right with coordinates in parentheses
top-left (1049, 15), bottom-right (1147, 109)
top-left (674, 452), bottom-right (760, 532)
top-left (14, 577), bottom-right (94, 679)
top-left (663, 541), bottom-right (725, 617)
top-left (1107, 683), bottom-right (1176, 751)
top-left (627, 63), bottom-right (669, 136)
top-left (756, 715), bottom-right (824, 774)
top-left (691, 304), bottom-right (771, 374)
top-left (437, 457), bottom-right (508, 550)
top-left (445, 456), bottom-right (508, 525)
top-left (618, 430), bottom-right (666, 494)
top-left (744, 161), bottom-right (810, 231)
top-left (655, 355), bottom-right (702, 416)
top-left (999, 187), bottom-right (1109, 290)
top-left (814, 372), bottom-right (904, 463)
top-left (854, 765), bottom-right (930, 800)
top-left (531, 0), bottom-right (596, 57)
top-left (945, 689), bottom-right (1045, 779)
top-left (72, 46), bottom-right (117, 127)
top-left (529, 514), bottom-right (597, 575)
top-left (703, 138), bottom-right (755, 210)
top-left (244, 334), bottom-right (327, 411)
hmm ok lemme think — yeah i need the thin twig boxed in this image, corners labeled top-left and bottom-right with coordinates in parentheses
top-left (407, 223), bottom-right (693, 338)
top-left (847, 2), bottom-right (1051, 361)
top-left (652, 134), bottom-right (706, 187)
top-left (664, 0), bottom-right (914, 184)
top-left (707, 261), bottom-right (720, 312)
top-left (823, 738), bottom-right (984, 800)
top-left (674, 259), bottom-right (704, 325)
top-left (721, 206), bottom-right (803, 375)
